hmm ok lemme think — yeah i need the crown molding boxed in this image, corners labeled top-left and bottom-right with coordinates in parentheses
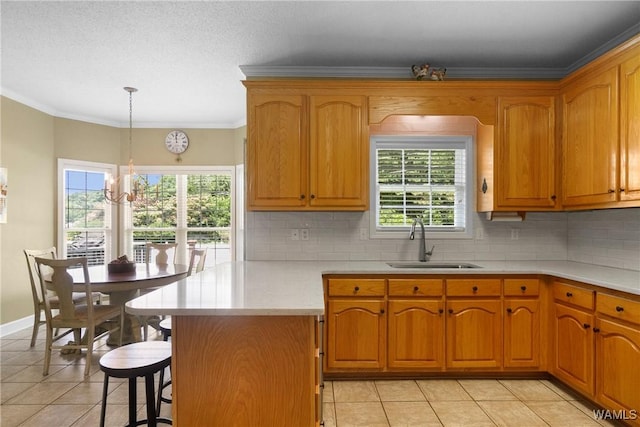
top-left (241, 24), bottom-right (640, 81)
top-left (239, 65), bottom-right (566, 80)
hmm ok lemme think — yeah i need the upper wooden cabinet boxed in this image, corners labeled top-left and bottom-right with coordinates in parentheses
top-left (620, 53), bottom-right (640, 202)
top-left (478, 96), bottom-right (558, 211)
top-left (561, 38), bottom-right (640, 209)
top-left (308, 95), bottom-right (368, 209)
top-left (247, 94), bottom-right (307, 209)
top-left (562, 67), bottom-right (619, 207)
top-left (245, 85), bottom-right (368, 211)
top-left (244, 35), bottom-right (640, 212)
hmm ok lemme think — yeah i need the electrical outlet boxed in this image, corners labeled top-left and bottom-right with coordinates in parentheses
top-left (290, 229), bottom-right (300, 240)
top-left (301, 229), bottom-right (309, 241)
top-left (511, 228), bottom-right (519, 240)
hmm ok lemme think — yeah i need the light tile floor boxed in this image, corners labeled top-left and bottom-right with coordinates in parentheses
top-left (1, 326), bottom-right (623, 426)
top-left (322, 379), bottom-right (623, 427)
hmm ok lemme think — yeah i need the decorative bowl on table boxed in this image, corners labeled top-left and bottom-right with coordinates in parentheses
top-left (108, 255), bottom-right (136, 273)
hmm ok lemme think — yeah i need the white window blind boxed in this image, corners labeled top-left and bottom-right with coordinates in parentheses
top-left (371, 136), bottom-right (472, 237)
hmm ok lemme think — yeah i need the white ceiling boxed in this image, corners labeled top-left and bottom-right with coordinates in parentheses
top-left (1, 1), bottom-right (639, 129)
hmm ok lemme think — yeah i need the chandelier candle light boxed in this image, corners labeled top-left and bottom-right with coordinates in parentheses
top-left (104, 86), bottom-right (143, 204)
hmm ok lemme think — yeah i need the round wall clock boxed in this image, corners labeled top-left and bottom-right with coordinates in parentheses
top-left (165, 130), bottom-right (189, 154)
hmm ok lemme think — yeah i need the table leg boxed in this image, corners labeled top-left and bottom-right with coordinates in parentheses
top-left (105, 290), bottom-right (142, 345)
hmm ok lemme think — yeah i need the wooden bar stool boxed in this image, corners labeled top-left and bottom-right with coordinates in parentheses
top-left (99, 341), bottom-right (172, 427)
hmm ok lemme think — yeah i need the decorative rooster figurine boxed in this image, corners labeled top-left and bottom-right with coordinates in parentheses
top-left (411, 64), bottom-right (430, 80)
top-left (430, 67), bottom-right (447, 80)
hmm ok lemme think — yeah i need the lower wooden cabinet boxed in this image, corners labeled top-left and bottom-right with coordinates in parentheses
top-left (504, 299), bottom-right (540, 368)
top-left (504, 278), bottom-right (542, 369)
top-left (446, 299), bottom-right (502, 369)
top-left (595, 317), bottom-right (640, 425)
top-left (387, 299), bottom-right (444, 369)
top-left (594, 293), bottom-right (640, 425)
top-left (323, 274), bottom-right (640, 425)
top-left (553, 302), bottom-right (595, 396)
top-left (326, 299), bottom-right (386, 370)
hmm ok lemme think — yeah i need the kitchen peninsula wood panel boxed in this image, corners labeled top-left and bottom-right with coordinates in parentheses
top-left (172, 315), bottom-right (317, 426)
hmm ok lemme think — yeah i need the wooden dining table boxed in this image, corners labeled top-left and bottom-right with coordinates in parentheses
top-left (59, 263), bottom-right (189, 344)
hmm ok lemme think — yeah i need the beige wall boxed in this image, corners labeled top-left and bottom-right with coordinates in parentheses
top-left (1, 98), bottom-right (55, 324)
top-left (0, 95), bottom-right (245, 326)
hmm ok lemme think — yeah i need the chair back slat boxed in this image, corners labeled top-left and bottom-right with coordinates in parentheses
top-left (146, 243), bottom-right (178, 265)
top-left (35, 257), bottom-right (93, 322)
top-left (24, 247), bottom-right (57, 306)
top-left (187, 249), bottom-right (207, 276)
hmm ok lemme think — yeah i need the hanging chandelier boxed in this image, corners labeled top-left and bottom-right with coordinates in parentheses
top-left (104, 86), bottom-right (144, 204)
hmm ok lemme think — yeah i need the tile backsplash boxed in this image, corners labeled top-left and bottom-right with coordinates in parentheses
top-left (245, 208), bottom-right (640, 271)
top-left (567, 208), bottom-right (640, 270)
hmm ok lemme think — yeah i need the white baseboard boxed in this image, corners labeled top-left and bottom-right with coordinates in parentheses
top-left (0, 316), bottom-right (33, 338)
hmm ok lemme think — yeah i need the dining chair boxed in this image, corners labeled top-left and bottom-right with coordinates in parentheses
top-left (23, 247), bottom-right (101, 347)
top-left (34, 256), bottom-right (124, 377)
top-left (154, 248), bottom-right (207, 407)
top-left (186, 248), bottom-right (207, 277)
top-left (145, 242), bottom-right (178, 265)
top-left (142, 248), bottom-right (207, 342)
top-left (158, 248), bottom-right (207, 339)
top-left (140, 242), bottom-right (180, 340)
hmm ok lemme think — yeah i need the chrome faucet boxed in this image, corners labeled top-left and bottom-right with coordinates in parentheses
top-left (409, 218), bottom-right (435, 262)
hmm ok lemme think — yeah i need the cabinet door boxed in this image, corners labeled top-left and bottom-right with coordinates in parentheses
top-left (620, 53), bottom-right (640, 202)
top-left (326, 299), bottom-right (385, 369)
top-left (554, 303), bottom-right (594, 396)
top-left (446, 299), bottom-right (502, 369)
top-left (247, 94), bottom-right (307, 209)
top-left (309, 95), bottom-right (368, 209)
top-left (562, 68), bottom-right (619, 207)
top-left (504, 299), bottom-right (540, 369)
top-left (388, 299), bottom-right (444, 369)
top-left (496, 97), bottom-right (556, 208)
top-left (595, 318), bottom-right (640, 421)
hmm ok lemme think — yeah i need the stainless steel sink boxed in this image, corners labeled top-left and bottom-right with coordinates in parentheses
top-left (387, 262), bottom-right (481, 269)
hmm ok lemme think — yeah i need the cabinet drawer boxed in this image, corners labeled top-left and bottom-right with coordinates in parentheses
top-left (388, 279), bottom-right (443, 297)
top-left (504, 279), bottom-right (540, 297)
top-left (597, 293), bottom-right (640, 326)
top-left (327, 278), bottom-right (386, 297)
top-left (553, 282), bottom-right (594, 310)
top-left (446, 279), bottom-right (501, 297)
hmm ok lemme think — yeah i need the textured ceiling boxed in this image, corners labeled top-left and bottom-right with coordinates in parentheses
top-left (1, 1), bottom-right (639, 128)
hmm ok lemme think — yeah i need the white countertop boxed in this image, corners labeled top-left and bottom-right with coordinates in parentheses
top-left (125, 260), bottom-right (640, 317)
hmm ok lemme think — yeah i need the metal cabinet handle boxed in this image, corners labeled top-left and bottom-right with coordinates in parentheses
top-left (380, 309), bottom-right (385, 314)
top-left (472, 286), bottom-right (478, 292)
top-left (353, 286), bottom-right (359, 292)
top-left (520, 285), bottom-right (527, 292)
top-left (583, 323), bottom-right (590, 329)
top-left (448, 308), bottom-right (454, 314)
top-left (300, 194), bottom-right (305, 199)
top-left (438, 308), bottom-right (444, 314)
top-left (566, 292), bottom-right (573, 297)
top-left (413, 286), bottom-right (419, 292)
top-left (310, 194), bottom-right (316, 199)
top-left (506, 308), bottom-right (513, 314)
top-left (593, 327), bottom-right (600, 333)
top-left (616, 306), bottom-right (624, 312)
top-left (608, 189), bottom-right (615, 193)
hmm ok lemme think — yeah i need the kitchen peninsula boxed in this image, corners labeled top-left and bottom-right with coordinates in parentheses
top-left (126, 260), bottom-right (640, 426)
